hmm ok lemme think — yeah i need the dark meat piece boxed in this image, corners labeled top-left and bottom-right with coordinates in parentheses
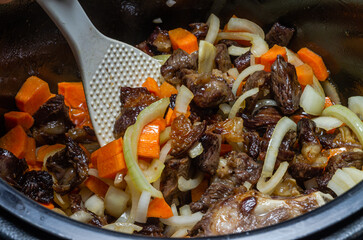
top-left (136, 27), bottom-right (171, 55)
top-left (318, 128), bottom-right (362, 150)
top-left (243, 130), bottom-right (261, 159)
top-left (241, 107), bottom-right (282, 129)
top-left (215, 43), bottom-right (233, 72)
top-left (169, 94), bottom-right (177, 110)
top-left (194, 132), bottom-right (222, 175)
top-left (160, 49), bottom-right (198, 85)
top-left (135, 218), bottom-right (164, 237)
top-left (46, 136), bottom-right (89, 194)
top-left (190, 190), bottom-right (329, 237)
top-left (160, 157), bottom-right (190, 204)
top-left (32, 95), bottom-right (75, 145)
top-left (183, 72), bottom-right (234, 108)
top-left (18, 170), bottom-right (53, 203)
top-left (170, 115), bottom-right (206, 157)
top-left (0, 148), bottom-right (28, 186)
top-left (113, 87), bottom-right (158, 138)
top-left (136, 41), bottom-right (154, 56)
top-left (234, 51), bottom-right (251, 73)
top-left (218, 39), bottom-right (242, 48)
top-left (266, 22), bottom-right (295, 48)
top-left (270, 56), bottom-right (301, 115)
top-left (189, 104), bottom-right (221, 125)
top-left (189, 23), bottom-right (208, 40)
top-left (69, 192), bottom-right (83, 213)
top-left (67, 126), bottom-right (97, 144)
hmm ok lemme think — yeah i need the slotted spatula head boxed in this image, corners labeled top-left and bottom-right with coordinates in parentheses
top-left (36, 0), bottom-right (162, 147)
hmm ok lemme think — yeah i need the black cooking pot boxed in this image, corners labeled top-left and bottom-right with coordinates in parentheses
top-left (1, 0), bottom-right (363, 239)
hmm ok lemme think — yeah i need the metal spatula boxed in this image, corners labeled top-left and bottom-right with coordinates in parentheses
top-left (36, 0), bottom-right (162, 147)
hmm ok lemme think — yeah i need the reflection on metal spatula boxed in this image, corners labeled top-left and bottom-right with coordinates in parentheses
top-left (36, 0), bottom-right (162, 147)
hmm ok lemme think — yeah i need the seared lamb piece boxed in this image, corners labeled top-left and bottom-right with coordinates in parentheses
top-left (215, 43), bottom-right (233, 72)
top-left (241, 107), bottom-right (282, 129)
top-left (270, 55), bottom-right (301, 115)
top-left (0, 148), bottom-right (28, 186)
top-left (135, 218), bottom-right (164, 237)
top-left (183, 71), bottom-right (234, 108)
top-left (234, 51), bottom-right (251, 73)
top-left (113, 87), bottom-right (158, 138)
top-left (190, 190), bottom-right (332, 237)
top-left (32, 95), bottom-right (75, 145)
top-left (189, 23), bottom-right (208, 40)
top-left (161, 49), bottom-right (198, 85)
top-left (194, 132), bottom-right (222, 175)
top-left (318, 126), bottom-right (362, 150)
top-left (136, 27), bottom-right (171, 55)
top-left (46, 136), bottom-right (89, 194)
top-left (243, 130), bottom-right (261, 159)
top-left (265, 22), bottom-right (295, 48)
top-left (18, 171), bottom-right (53, 203)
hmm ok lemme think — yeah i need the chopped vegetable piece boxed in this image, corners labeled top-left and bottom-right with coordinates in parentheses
top-left (191, 178), bottom-right (209, 202)
top-left (137, 124), bottom-right (160, 159)
top-left (165, 108), bottom-right (175, 126)
top-left (324, 96), bottom-right (334, 108)
top-left (0, 125), bottom-right (27, 158)
top-left (150, 118), bottom-right (167, 132)
top-left (36, 144), bottom-right (65, 163)
top-left (24, 137), bottom-right (36, 165)
top-left (198, 40), bottom-right (217, 73)
top-left (98, 153), bottom-right (126, 179)
top-left (168, 28), bottom-right (198, 54)
top-left (159, 82), bottom-right (178, 98)
top-left (297, 47), bottom-right (329, 81)
top-left (142, 77), bottom-right (160, 97)
top-left (93, 138), bottom-right (123, 161)
top-left (15, 76), bottom-right (52, 115)
top-left (327, 147), bottom-right (347, 160)
top-left (90, 150), bottom-right (99, 169)
top-left (4, 111), bottom-right (34, 130)
top-left (296, 63), bottom-right (314, 86)
top-left (147, 197), bottom-right (173, 219)
top-left (40, 202), bottom-right (55, 210)
top-left (260, 45), bottom-right (287, 72)
top-left (84, 175), bottom-right (109, 198)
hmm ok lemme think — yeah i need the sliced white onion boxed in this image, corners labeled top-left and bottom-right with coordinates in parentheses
top-left (171, 228), bottom-right (190, 238)
top-left (178, 172), bottom-right (204, 192)
top-left (342, 167), bottom-right (363, 183)
top-left (152, 18), bottom-right (163, 24)
top-left (232, 64), bottom-right (264, 96)
top-left (188, 142), bottom-right (204, 158)
top-left (257, 161), bottom-right (289, 195)
top-left (229, 87), bottom-right (259, 119)
top-left (225, 17), bottom-right (265, 39)
top-left (166, 0), bottom-right (176, 7)
top-left (135, 190), bottom-right (151, 223)
top-left (124, 175), bottom-right (141, 223)
top-left (251, 99), bottom-right (278, 116)
top-left (70, 210), bottom-right (93, 223)
top-left (250, 54), bottom-right (255, 65)
top-left (243, 181), bottom-right (252, 191)
top-left (322, 80), bottom-right (341, 105)
top-left (88, 168), bottom-right (99, 178)
top-left (227, 67), bottom-right (239, 79)
top-left (103, 222), bottom-right (142, 234)
top-left (327, 168), bottom-right (362, 196)
top-left (159, 140), bottom-right (172, 163)
top-left (198, 40), bottom-right (217, 73)
top-left (84, 195), bottom-right (104, 216)
top-left (79, 187), bottom-right (93, 203)
top-left (160, 126), bottom-right (171, 145)
top-left (228, 45), bottom-right (250, 56)
top-left (105, 186), bottom-right (130, 218)
top-left (300, 84), bottom-right (325, 116)
top-left (312, 116), bottom-right (343, 131)
top-left (174, 85), bottom-right (194, 115)
top-left (312, 75), bottom-right (325, 98)
top-left (143, 159), bottom-right (165, 183)
top-left (205, 13), bottom-right (220, 44)
top-left (216, 32), bottom-right (268, 57)
top-left (285, 48), bottom-right (304, 67)
top-left (171, 203), bottom-right (178, 216)
top-left (219, 103), bottom-right (232, 115)
top-left (262, 117), bottom-right (296, 177)
top-left (179, 205), bottom-right (192, 216)
top-left (116, 208), bottom-right (130, 223)
top-left (160, 212), bottom-right (204, 227)
top-left (153, 54), bottom-right (171, 65)
top-left (348, 96), bottom-right (363, 120)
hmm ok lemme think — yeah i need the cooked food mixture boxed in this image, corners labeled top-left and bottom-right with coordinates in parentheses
top-left (1, 14), bottom-right (363, 237)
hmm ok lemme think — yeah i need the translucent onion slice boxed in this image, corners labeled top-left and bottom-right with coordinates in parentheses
top-left (322, 105), bottom-right (363, 146)
top-left (229, 88), bottom-right (259, 119)
top-left (205, 13), bottom-right (220, 44)
top-left (285, 48), bottom-right (304, 67)
top-left (102, 222), bottom-right (143, 234)
top-left (227, 67), bottom-right (239, 79)
top-left (228, 45), bottom-right (250, 56)
top-left (178, 172), bottom-right (204, 192)
top-left (143, 159), bottom-right (165, 183)
top-left (216, 32), bottom-right (268, 57)
top-left (300, 84), bottom-right (325, 116)
top-left (135, 190), bottom-right (151, 223)
top-left (322, 80), bottom-right (341, 105)
top-left (160, 126), bottom-right (171, 145)
top-left (179, 205), bottom-right (192, 216)
top-left (312, 116), bottom-right (343, 131)
top-left (327, 168), bottom-right (361, 196)
top-left (262, 117), bottom-right (297, 177)
top-left (312, 75), bottom-right (325, 98)
top-left (348, 96), bottom-right (363, 120)
top-left (105, 186), bottom-right (129, 218)
top-left (175, 85), bottom-right (194, 115)
top-left (159, 140), bottom-right (172, 163)
top-left (188, 142), bottom-right (204, 158)
top-left (225, 17), bottom-right (265, 39)
top-left (153, 54), bottom-right (170, 65)
top-left (160, 212), bottom-right (204, 227)
top-left (84, 195), bottom-right (105, 216)
top-left (219, 103), bottom-right (232, 115)
top-left (70, 210), bottom-right (93, 223)
top-left (198, 40), bottom-right (217, 73)
top-left (257, 161), bottom-right (289, 195)
top-left (124, 175), bottom-right (141, 223)
top-left (342, 167), bottom-right (363, 183)
top-left (232, 64), bottom-right (264, 96)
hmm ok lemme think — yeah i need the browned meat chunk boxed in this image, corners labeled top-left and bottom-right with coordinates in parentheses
top-left (113, 87), bottom-right (158, 138)
top-left (183, 71), bottom-right (234, 108)
top-left (136, 27), bottom-right (171, 55)
top-left (32, 95), bottom-right (74, 145)
top-left (0, 148), bottom-right (28, 186)
top-left (243, 130), bottom-right (261, 159)
top-left (18, 170), bottom-right (53, 203)
top-left (218, 39), bottom-right (242, 48)
top-left (135, 218), bottom-right (164, 237)
top-left (241, 107), bottom-right (282, 129)
top-left (170, 115), bottom-right (205, 157)
top-left (194, 132), bottom-right (222, 175)
top-left (266, 22), bottom-right (295, 48)
top-left (271, 55), bottom-right (301, 115)
top-left (215, 43), bottom-right (233, 72)
top-left (160, 157), bottom-right (190, 204)
top-left (46, 136), bottom-right (89, 194)
top-left (161, 49), bottom-right (197, 85)
top-left (189, 23), bottom-right (208, 40)
top-left (67, 126), bottom-right (97, 144)
top-left (190, 190), bottom-right (331, 237)
top-left (234, 51), bottom-right (251, 73)
top-left (318, 127), bottom-right (362, 150)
